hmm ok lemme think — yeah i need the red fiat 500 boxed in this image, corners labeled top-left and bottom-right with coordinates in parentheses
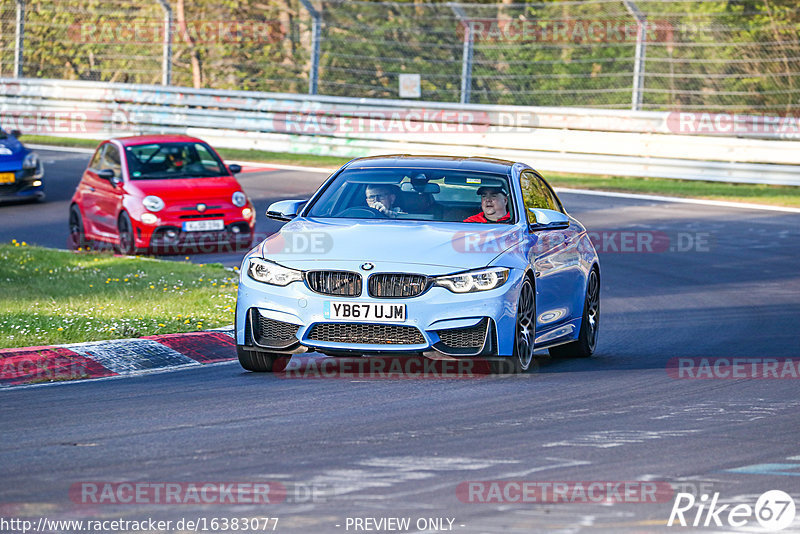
top-left (69, 135), bottom-right (255, 254)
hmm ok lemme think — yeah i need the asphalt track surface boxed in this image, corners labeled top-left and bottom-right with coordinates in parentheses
top-left (2, 149), bottom-right (800, 533)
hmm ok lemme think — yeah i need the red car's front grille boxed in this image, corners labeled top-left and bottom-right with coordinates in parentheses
top-left (180, 205), bottom-right (222, 211)
top-left (178, 213), bottom-right (226, 219)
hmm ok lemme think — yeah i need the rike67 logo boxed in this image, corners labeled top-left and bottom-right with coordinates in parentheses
top-left (668, 490), bottom-right (796, 531)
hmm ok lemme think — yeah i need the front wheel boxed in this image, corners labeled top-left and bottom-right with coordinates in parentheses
top-left (549, 268), bottom-right (599, 359)
top-left (68, 205), bottom-right (87, 249)
top-left (116, 212), bottom-right (138, 255)
top-left (237, 345), bottom-right (279, 372)
top-left (490, 277), bottom-right (535, 374)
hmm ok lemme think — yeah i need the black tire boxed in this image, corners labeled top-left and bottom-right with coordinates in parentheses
top-left (490, 277), bottom-right (535, 374)
top-left (549, 268), bottom-right (600, 359)
top-left (68, 205), bottom-right (87, 249)
top-left (116, 212), bottom-right (137, 255)
top-left (237, 345), bottom-right (278, 372)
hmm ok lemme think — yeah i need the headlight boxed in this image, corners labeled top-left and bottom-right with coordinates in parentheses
top-left (247, 258), bottom-right (303, 286)
top-left (433, 267), bottom-right (510, 293)
top-left (143, 195), bottom-right (165, 212)
top-left (242, 207), bottom-right (253, 220)
top-left (140, 213), bottom-right (159, 225)
top-left (22, 152), bottom-right (39, 170)
top-left (232, 191), bottom-right (247, 207)
top-left (23, 152), bottom-right (43, 178)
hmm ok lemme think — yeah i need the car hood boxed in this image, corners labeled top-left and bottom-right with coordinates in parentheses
top-left (0, 136), bottom-right (26, 171)
top-left (260, 217), bottom-right (527, 270)
top-left (124, 176), bottom-right (241, 200)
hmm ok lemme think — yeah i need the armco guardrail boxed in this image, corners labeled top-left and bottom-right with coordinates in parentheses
top-left (2, 78), bottom-right (799, 186)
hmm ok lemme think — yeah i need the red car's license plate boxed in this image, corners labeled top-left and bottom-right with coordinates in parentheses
top-left (182, 219), bottom-right (225, 232)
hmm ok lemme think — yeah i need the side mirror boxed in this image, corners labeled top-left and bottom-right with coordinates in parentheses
top-left (97, 169), bottom-right (115, 180)
top-left (266, 199), bottom-right (307, 222)
top-left (528, 208), bottom-right (570, 231)
top-left (10, 129), bottom-right (21, 139)
top-left (228, 164), bottom-right (242, 174)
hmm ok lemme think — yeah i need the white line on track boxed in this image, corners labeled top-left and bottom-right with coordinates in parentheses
top-left (26, 144), bottom-right (95, 154)
top-left (555, 187), bottom-right (800, 214)
top-left (29, 144), bottom-right (800, 214)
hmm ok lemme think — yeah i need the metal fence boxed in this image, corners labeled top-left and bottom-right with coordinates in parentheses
top-left (1, 0), bottom-right (799, 112)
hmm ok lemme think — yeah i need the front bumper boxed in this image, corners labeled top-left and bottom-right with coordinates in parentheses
top-left (0, 168), bottom-right (44, 201)
top-left (236, 263), bottom-right (524, 357)
top-left (142, 223), bottom-right (254, 253)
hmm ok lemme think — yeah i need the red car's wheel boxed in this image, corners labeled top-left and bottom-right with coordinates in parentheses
top-left (116, 212), bottom-right (138, 255)
top-left (68, 205), bottom-right (88, 249)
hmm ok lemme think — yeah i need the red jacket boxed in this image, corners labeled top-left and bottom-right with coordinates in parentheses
top-left (463, 211), bottom-right (511, 223)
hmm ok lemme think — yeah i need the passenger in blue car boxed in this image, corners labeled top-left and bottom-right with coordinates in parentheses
top-left (464, 185), bottom-right (510, 223)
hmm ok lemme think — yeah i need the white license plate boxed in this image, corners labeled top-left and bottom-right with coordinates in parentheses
top-left (323, 301), bottom-right (406, 322)
top-left (182, 219), bottom-right (224, 232)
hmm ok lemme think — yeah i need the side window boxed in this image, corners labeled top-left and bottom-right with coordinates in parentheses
top-left (194, 143), bottom-right (223, 173)
top-left (89, 145), bottom-right (105, 169)
top-left (101, 144), bottom-right (122, 177)
top-left (538, 174), bottom-right (564, 213)
top-left (520, 171), bottom-right (556, 224)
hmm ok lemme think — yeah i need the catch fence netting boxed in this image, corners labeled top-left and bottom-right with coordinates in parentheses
top-left (0, 0), bottom-right (798, 112)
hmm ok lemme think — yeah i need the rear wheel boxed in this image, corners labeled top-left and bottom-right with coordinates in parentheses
top-left (237, 345), bottom-right (279, 372)
top-left (68, 205), bottom-right (87, 249)
top-left (116, 212), bottom-right (137, 255)
top-left (490, 277), bottom-right (535, 374)
top-left (549, 268), bottom-right (600, 359)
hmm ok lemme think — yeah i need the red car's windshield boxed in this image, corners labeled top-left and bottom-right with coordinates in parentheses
top-left (124, 142), bottom-right (228, 180)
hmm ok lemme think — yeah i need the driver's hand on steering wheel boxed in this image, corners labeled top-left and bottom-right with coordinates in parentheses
top-left (373, 202), bottom-right (401, 218)
top-left (371, 201), bottom-right (389, 214)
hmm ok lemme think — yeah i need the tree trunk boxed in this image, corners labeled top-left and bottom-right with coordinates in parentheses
top-left (176, 0), bottom-right (203, 88)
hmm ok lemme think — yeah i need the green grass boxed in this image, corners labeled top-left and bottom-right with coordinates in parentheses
top-left (0, 243), bottom-right (238, 349)
top-left (22, 135), bottom-right (101, 150)
top-left (546, 172), bottom-right (800, 208)
top-left (215, 147), bottom-right (349, 168)
top-left (24, 135), bottom-right (800, 208)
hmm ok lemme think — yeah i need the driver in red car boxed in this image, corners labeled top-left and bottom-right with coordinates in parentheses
top-left (464, 185), bottom-right (511, 223)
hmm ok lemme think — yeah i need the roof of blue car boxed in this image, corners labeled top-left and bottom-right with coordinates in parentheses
top-left (344, 155), bottom-right (517, 174)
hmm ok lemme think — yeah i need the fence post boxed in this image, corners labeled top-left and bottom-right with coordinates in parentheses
top-left (623, 0), bottom-right (646, 111)
top-left (156, 0), bottom-right (172, 86)
top-left (299, 0), bottom-right (320, 95)
top-left (449, 3), bottom-right (473, 105)
top-left (14, 0), bottom-right (25, 78)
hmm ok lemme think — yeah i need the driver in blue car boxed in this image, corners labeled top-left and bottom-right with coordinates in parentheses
top-left (464, 185), bottom-right (511, 223)
top-left (365, 184), bottom-right (405, 218)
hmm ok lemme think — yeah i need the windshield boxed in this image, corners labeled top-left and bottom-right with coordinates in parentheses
top-left (124, 142), bottom-right (228, 180)
top-left (305, 167), bottom-right (515, 224)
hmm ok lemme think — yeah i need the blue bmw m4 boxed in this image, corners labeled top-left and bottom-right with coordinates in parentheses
top-left (235, 156), bottom-right (600, 374)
